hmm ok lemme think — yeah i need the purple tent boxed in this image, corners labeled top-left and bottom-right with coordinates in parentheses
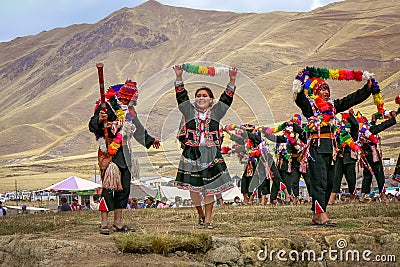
top-left (44, 176), bottom-right (102, 191)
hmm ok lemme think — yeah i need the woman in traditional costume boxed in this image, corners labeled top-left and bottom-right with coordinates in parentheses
top-left (173, 64), bottom-right (237, 229)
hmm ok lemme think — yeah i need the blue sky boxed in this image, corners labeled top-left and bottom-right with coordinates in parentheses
top-left (0, 0), bottom-right (341, 42)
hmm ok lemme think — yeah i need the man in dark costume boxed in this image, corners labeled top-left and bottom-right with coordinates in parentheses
top-left (329, 110), bottom-right (359, 204)
top-left (359, 110), bottom-right (398, 202)
top-left (293, 69), bottom-right (376, 227)
top-left (89, 80), bottom-right (160, 234)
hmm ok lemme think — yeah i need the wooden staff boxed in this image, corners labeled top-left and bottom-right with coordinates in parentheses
top-left (96, 63), bottom-right (109, 143)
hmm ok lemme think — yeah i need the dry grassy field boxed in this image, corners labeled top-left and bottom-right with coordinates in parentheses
top-left (1, 0), bottom-right (400, 196)
top-left (0, 202), bottom-right (399, 266)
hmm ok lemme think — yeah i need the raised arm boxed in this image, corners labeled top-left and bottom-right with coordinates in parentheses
top-left (213, 68), bottom-right (238, 120)
top-left (293, 71), bottom-right (314, 118)
top-left (369, 112), bottom-right (397, 135)
top-left (334, 80), bottom-right (373, 113)
top-left (173, 64), bottom-right (191, 116)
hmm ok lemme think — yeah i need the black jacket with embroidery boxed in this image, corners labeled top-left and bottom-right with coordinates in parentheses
top-left (176, 83), bottom-right (234, 149)
top-left (89, 103), bottom-right (155, 168)
top-left (295, 83), bottom-right (372, 153)
top-left (361, 117), bottom-right (396, 162)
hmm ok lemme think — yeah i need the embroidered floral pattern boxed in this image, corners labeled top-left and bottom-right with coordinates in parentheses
top-left (181, 156), bottom-right (224, 168)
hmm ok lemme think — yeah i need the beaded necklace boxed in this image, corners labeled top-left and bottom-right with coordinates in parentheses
top-left (94, 86), bottom-right (134, 155)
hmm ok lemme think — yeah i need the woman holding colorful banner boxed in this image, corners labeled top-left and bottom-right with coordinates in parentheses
top-left (173, 64), bottom-right (237, 229)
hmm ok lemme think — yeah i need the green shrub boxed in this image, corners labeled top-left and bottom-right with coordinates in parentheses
top-left (112, 232), bottom-right (212, 255)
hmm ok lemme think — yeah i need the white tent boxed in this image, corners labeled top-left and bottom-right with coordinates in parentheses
top-left (221, 186), bottom-right (242, 201)
top-left (159, 185), bottom-right (242, 202)
top-left (139, 176), bottom-right (174, 187)
top-left (160, 185), bottom-right (190, 202)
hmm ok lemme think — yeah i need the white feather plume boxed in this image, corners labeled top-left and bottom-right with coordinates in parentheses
top-left (214, 67), bottom-right (230, 76)
top-left (292, 79), bottom-right (303, 94)
top-left (362, 70), bottom-right (375, 80)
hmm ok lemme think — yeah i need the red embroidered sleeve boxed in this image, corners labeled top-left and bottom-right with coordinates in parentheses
top-left (175, 83), bottom-right (185, 93)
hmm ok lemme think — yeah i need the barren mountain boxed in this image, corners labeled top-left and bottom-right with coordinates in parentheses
top-left (0, 0), bottom-right (399, 190)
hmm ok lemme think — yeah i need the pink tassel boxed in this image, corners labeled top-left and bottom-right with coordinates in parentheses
top-left (346, 70), bottom-right (354, 80)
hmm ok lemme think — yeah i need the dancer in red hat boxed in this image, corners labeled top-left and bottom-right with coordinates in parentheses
top-left (89, 79), bottom-right (160, 235)
top-left (293, 68), bottom-right (377, 227)
top-left (328, 110), bottom-right (360, 204)
top-left (358, 109), bottom-right (398, 203)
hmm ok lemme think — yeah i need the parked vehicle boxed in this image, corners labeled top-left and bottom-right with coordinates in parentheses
top-left (34, 191), bottom-right (56, 202)
top-left (0, 193), bottom-right (7, 202)
top-left (20, 191), bottom-right (32, 201)
top-left (5, 192), bottom-right (16, 201)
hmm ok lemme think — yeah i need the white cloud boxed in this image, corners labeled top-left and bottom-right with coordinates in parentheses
top-left (310, 0), bottom-right (323, 10)
top-left (310, 0), bottom-right (340, 10)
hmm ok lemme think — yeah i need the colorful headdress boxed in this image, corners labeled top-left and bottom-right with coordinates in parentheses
top-left (118, 79), bottom-right (138, 101)
top-left (355, 111), bottom-right (379, 144)
top-left (304, 78), bottom-right (330, 96)
top-left (293, 66), bottom-right (384, 115)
